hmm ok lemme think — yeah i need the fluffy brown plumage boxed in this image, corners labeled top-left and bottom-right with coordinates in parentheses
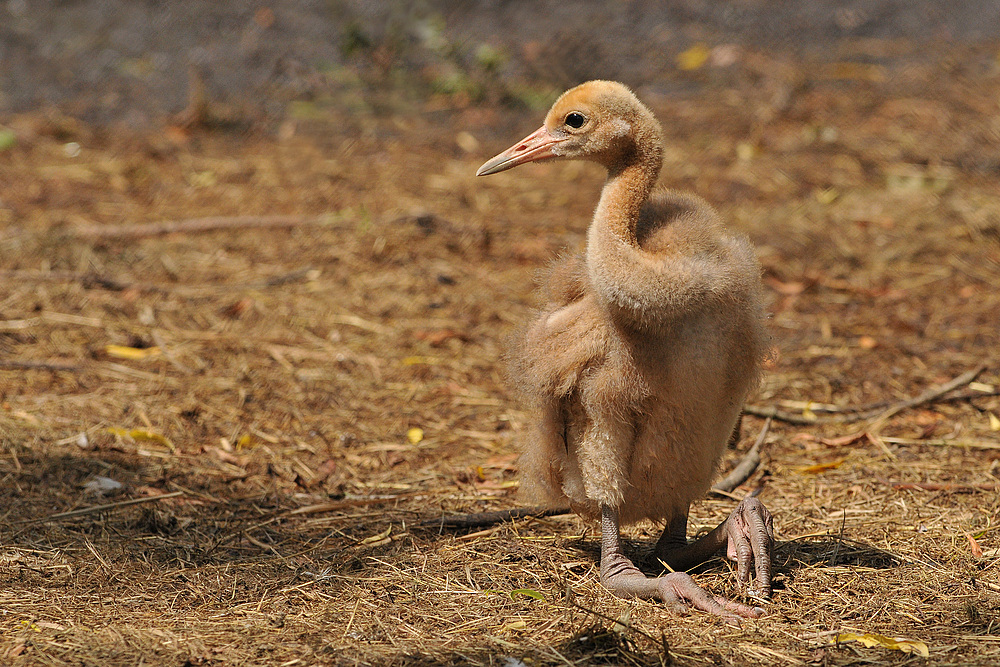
top-left (478, 80), bottom-right (773, 623)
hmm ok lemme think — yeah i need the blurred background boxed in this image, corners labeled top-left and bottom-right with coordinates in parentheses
top-left (2, 0), bottom-right (998, 127)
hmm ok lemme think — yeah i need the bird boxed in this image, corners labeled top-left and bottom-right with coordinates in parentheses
top-left (476, 80), bottom-right (773, 624)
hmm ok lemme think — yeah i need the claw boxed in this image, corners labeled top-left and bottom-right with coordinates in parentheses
top-left (601, 504), bottom-right (765, 625)
top-left (724, 495), bottom-right (774, 598)
top-left (657, 572), bottom-right (762, 626)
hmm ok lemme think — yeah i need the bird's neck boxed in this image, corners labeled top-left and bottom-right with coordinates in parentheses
top-left (593, 146), bottom-right (662, 247)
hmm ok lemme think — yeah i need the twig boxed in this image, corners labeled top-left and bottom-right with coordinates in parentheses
top-left (742, 404), bottom-right (826, 425)
top-left (712, 416), bottom-right (771, 494)
top-left (0, 267), bottom-right (317, 294)
top-left (887, 481), bottom-right (1000, 492)
top-left (0, 270), bottom-right (139, 291)
top-left (261, 268), bottom-right (319, 287)
top-left (879, 436), bottom-right (1000, 450)
top-left (0, 360), bottom-right (82, 372)
top-left (24, 491), bottom-right (185, 523)
top-left (70, 215), bottom-right (321, 239)
top-left (745, 363), bottom-right (989, 425)
top-left (287, 493), bottom-right (428, 516)
top-left (455, 525), bottom-right (506, 542)
top-left (423, 506), bottom-right (571, 529)
top-left (868, 363), bottom-right (987, 428)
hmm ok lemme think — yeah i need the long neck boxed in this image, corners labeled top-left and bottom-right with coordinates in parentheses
top-left (585, 130), bottom-right (669, 328)
top-left (592, 141), bottom-right (662, 247)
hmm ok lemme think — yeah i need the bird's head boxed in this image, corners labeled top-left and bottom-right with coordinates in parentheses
top-left (476, 80), bottom-right (662, 177)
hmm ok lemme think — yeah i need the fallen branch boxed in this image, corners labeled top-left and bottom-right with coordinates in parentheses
top-left (0, 270), bottom-right (139, 291)
top-left (423, 506), bottom-right (570, 530)
top-left (70, 215), bottom-right (320, 239)
top-left (880, 436), bottom-right (1000, 450)
top-left (743, 404), bottom-right (828, 425)
top-left (868, 363), bottom-right (987, 427)
top-left (25, 491), bottom-right (186, 523)
top-left (745, 363), bottom-right (988, 425)
top-left (890, 481), bottom-right (1000, 492)
top-left (0, 360), bottom-right (83, 372)
top-left (0, 267), bottom-right (318, 294)
top-left (287, 493), bottom-right (428, 516)
top-left (711, 415), bottom-right (771, 494)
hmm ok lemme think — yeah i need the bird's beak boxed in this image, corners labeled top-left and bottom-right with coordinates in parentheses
top-left (476, 126), bottom-right (565, 176)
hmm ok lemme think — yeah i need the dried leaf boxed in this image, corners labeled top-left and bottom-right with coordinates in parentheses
top-left (222, 298), bottom-right (254, 319)
top-left (82, 476), bottom-right (123, 497)
top-left (4, 642), bottom-right (26, 658)
top-left (402, 356), bottom-right (436, 366)
top-left (764, 276), bottom-right (807, 296)
top-left (208, 446), bottom-right (245, 466)
top-left (823, 62), bottom-right (887, 82)
top-left (359, 526), bottom-right (392, 545)
top-left (988, 412), bottom-right (1000, 432)
top-left (105, 344), bottom-right (161, 360)
top-left (12, 410), bottom-right (40, 424)
top-left (821, 432), bottom-right (867, 447)
top-left (107, 427), bottom-right (174, 450)
top-left (509, 589), bottom-right (545, 602)
top-left (795, 458), bottom-right (846, 474)
top-left (19, 620), bottom-right (41, 633)
top-left (33, 621), bottom-right (66, 631)
top-left (612, 608), bottom-right (632, 634)
top-left (965, 532), bottom-right (985, 558)
top-left (312, 458), bottom-right (338, 485)
top-left (0, 128), bottom-right (16, 152)
top-left (253, 7), bottom-right (274, 29)
top-left (857, 335), bottom-right (878, 349)
top-left (676, 43), bottom-right (710, 71)
top-left (814, 187), bottom-right (839, 205)
top-left (455, 131), bottom-right (479, 153)
top-left (833, 632), bottom-right (929, 658)
top-left (735, 141), bottom-right (756, 161)
top-left (501, 658), bottom-right (528, 667)
top-left (413, 328), bottom-right (469, 346)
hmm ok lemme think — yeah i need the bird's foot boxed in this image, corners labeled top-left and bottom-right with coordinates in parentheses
top-left (601, 553), bottom-right (762, 626)
top-left (722, 495), bottom-right (774, 599)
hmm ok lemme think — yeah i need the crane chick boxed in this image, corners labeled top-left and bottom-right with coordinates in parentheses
top-left (477, 80), bottom-right (773, 623)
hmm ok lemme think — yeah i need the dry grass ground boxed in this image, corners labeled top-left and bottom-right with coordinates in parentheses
top-left (2, 43), bottom-right (1000, 665)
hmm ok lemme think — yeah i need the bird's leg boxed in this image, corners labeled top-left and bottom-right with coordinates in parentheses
top-left (653, 496), bottom-right (774, 599)
top-left (599, 505), bottom-right (763, 625)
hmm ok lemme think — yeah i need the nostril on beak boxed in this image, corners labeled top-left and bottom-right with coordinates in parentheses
top-left (515, 144), bottom-right (527, 152)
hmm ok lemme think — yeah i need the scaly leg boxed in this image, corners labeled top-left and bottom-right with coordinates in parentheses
top-left (653, 495), bottom-right (774, 599)
top-left (599, 505), bottom-right (763, 625)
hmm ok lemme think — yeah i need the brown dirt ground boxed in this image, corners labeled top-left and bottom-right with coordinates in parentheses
top-left (2, 42), bottom-right (1000, 666)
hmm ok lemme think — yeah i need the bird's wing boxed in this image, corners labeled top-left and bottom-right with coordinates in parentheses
top-left (539, 252), bottom-right (588, 308)
top-left (510, 292), bottom-right (609, 400)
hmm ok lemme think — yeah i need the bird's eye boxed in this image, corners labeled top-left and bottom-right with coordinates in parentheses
top-left (565, 112), bottom-right (586, 129)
